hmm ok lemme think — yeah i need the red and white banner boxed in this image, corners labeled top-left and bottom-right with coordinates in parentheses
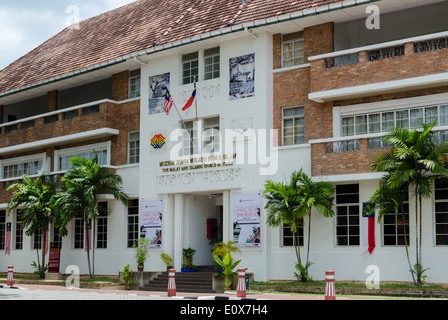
top-left (4, 223), bottom-right (11, 256)
top-left (361, 203), bottom-right (375, 254)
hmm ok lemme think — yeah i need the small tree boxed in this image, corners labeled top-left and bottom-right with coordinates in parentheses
top-left (263, 169), bottom-right (335, 281)
top-left (54, 152), bottom-right (129, 278)
top-left (371, 121), bottom-right (448, 285)
top-left (369, 180), bottom-right (414, 283)
top-left (7, 174), bottom-right (58, 278)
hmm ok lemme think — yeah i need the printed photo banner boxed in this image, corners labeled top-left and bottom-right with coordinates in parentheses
top-left (140, 200), bottom-right (163, 248)
top-left (233, 193), bottom-right (261, 247)
top-left (229, 53), bottom-right (255, 100)
top-left (149, 73), bottom-right (171, 115)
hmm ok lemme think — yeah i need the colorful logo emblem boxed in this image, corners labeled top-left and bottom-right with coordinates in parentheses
top-left (151, 134), bottom-right (166, 149)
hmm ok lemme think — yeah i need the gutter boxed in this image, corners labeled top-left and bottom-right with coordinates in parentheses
top-left (0, 0), bottom-right (379, 98)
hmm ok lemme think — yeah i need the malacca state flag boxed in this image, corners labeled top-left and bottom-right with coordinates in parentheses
top-left (182, 83), bottom-right (197, 111)
top-left (361, 202), bottom-right (375, 254)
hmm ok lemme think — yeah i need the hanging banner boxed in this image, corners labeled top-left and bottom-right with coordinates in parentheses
top-left (233, 193), bottom-right (261, 247)
top-left (361, 202), bottom-right (375, 254)
top-left (5, 223), bottom-right (11, 256)
top-left (229, 53), bottom-right (255, 100)
top-left (149, 73), bottom-right (171, 115)
top-left (140, 200), bottom-right (163, 248)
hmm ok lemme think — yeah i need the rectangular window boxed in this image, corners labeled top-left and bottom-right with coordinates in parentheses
top-left (52, 225), bottom-right (62, 249)
top-left (336, 184), bottom-right (360, 246)
top-left (283, 107), bottom-right (305, 146)
top-left (74, 218), bottom-right (84, 249)
top-left (33, 229), bottom-right (43, 250)
top-left (129, 69), bottom-right (141, 98)
top-left (204, 47), bottom-right (220, 80)
top-left (59, 149), bottom-right (107, 171)
top-left (182, 52), bottom-right (199, 85)
top-left (97, 202), bottom-right (108, 249)
top-left (282, 32), bottom-right (305, 68)
top-left (282, 221), bottom-right (303, 247)
top-left (203, 118), bottom-right (220, 154)
top-left (382, 187), bottom-right (410, 246)
top-left (435, 179), bottom-right (448, 245)
top-left (3, 160), bottom-right (43, 179)
top-left (15, 213), bottom-right (23, 250)
top-left (128, 132), bottom-right (140, 164)
top-left (127, 199), bottom-right (139, 248)
top-left (182, 120), bottom-right (199, 157)
top-left (342, 104), bottom-right (448, 137)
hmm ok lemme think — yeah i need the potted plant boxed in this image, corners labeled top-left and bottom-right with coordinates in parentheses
top-left (121, 264), bottom-right (133, 290)
top-left (182, 247), bottom-right (197, 272)
top-left (160, 252), bottom-right (173, 271)
top-left (134, 238), bottom-right (150, 272)
top-left (213, 252), bottom-right (241, 291)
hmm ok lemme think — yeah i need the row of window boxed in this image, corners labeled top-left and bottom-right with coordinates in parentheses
top-left (1, 134), bottom-right (140, 181)
top-left (342, 104), bottom-right (448, 137)
top-left (283, 181), bottom-right (448, 247)
top-left (0, 200), bottom-right (140, 251)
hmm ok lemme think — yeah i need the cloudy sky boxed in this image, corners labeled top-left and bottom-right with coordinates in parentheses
top-left (0, 0), bottom-right (137, 70)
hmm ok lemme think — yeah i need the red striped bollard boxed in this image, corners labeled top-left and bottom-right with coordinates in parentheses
top-left (237, 268), bottom-right (246, 298)
top-left (167, 269), bottom-right (176, 297)
top-left (6, 266), bottom-right (14, 286)
top-left (325, 270), bottom-right (336, 300)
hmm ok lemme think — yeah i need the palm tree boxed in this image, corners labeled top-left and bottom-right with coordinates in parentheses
top-left (7, 174), bottom-right (58, 278)
top-left (369, 180), bottom-right (414, 284)
top-left (54, 152), bottom-right (129, 278)
top-left (371, 121), bottom-right (448, 285)
top-left (263, 169), bottom-right (335, 281)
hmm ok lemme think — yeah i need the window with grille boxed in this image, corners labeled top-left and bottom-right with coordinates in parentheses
top-left (282, 221), bottom-right (303, 247)
top-left (128, 132), bottom-right (140, 164)
top-left (204, 47), bottom-right (220, 80)
top-left (435, 179), bottom-right (448, 245)
top-left (129, 69), bottom-right (141, 98)
top-left (282, 32), bottom-right (305, 68)
top-left (97, 202), bottom-right (108, 249)
top-left (283, 106), bottom-right (305, 146)
top-left (182, 52), bottom-right (199, 85)
top-left (336, 184), bottom-right (360, 246)
top-left (127, 199), bottom-right (139, 248)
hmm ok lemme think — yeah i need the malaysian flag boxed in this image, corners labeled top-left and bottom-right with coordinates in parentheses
top-left (5, 223), bottom-right (11, 255)
top-left (164, 89), bottom-right (174, 116)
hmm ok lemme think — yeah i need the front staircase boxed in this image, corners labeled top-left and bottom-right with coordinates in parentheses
top-left (140, 266), bottom-right (217, 293)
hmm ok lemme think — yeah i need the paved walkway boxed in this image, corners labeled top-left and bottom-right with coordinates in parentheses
top-left (0, 283), bottom-right (362, 300)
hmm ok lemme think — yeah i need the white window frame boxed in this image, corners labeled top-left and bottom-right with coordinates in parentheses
top-left (1, 153), bottom-right (46, 180)
top-left (129, 69), bottom-right (141, 98)
top-left (128, 131), bottom-right (140, 164)
top-left (282, 106), bottom-right (305, 146)
top-left (203, 47), bottom-right (220, 81)
top-left (282, 33), bottom-right (305, 68)
top-left (54, 141), bottom-right (111, 172)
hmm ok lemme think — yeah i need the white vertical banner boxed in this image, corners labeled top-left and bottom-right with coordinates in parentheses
top-left (140, 200), bottom-right (163, 248)
top-left (233, 193), bottom-right (261, 247)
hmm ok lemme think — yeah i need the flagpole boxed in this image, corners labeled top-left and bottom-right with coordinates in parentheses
top-left (166, 87), bottom-right (200, 155)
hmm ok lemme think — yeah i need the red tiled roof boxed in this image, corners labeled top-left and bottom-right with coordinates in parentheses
top-left (0, 0), bottom-right (349, 94)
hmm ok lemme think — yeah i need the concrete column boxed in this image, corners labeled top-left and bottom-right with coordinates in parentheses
top-left (173, 194), bottom-right (185, 271)
top-left (222, 190), bottom-right (232, 243)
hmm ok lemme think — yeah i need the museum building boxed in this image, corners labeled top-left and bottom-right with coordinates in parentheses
top-left (1, 0), bottom-right (448, 284)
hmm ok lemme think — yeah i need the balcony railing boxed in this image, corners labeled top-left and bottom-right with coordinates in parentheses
top-left (310, 127), bottom-right (448, 177)
top-left (0, 98), bottom-right (138, 151)
top-left (309, 31), bottom-right (448, 102)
